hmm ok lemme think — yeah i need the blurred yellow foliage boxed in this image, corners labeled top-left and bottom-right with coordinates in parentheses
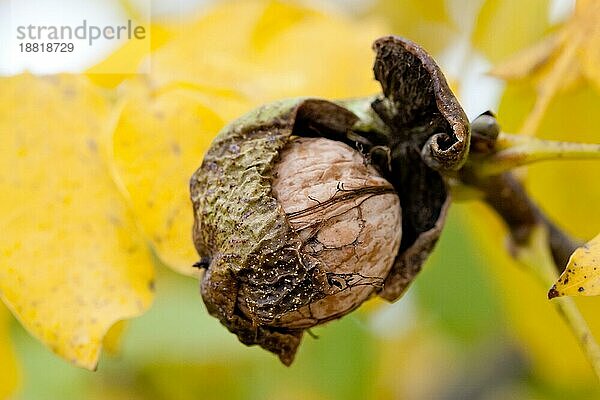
top-left (112, 85), bottom-right (225, 274)
top-left (149, 0), bottom-right (384, 101)
top-left (370, 0), bottom-right (455, 55)
top-left (0, 74), bottom-right (154, 369)
top-left (102, 320), bottom-right (128, 356)
top-left (492, 0), bottom-right (600, 87)
top-left (494, 88), bottom-right (600, 385)
top-left (491, 0), bottom-right (600, 134)
top-left (472, 0), bottom-right (551, 63)
top-left (463, 204), bottom-right (600, 385)
top-left (86, 24), bottom-right (173, 88)
top-left (473, 0), bottom-right (600, 385)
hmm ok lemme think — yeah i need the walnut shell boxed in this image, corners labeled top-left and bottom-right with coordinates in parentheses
top-left (190, 99), bottom-right (373, 366)
top-left (265, 137), bottom-right (401, 328)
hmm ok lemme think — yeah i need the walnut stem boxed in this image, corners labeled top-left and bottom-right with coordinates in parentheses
top-left (469, 133), bottom-right (600, 176)
top-left (515, 226), bottom-right (600, 381)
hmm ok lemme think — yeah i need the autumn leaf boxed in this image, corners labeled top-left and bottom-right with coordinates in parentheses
top-left (86, 24), bottom-right (173, 88)
top-left (0, 74), bottom-right (155, 369)
top-left (472, 0), bottom-right (551, 64)
top-left (490, 0), bottom-right (600, 135)
top-left (491, 0), bottom-right (600, 84)
top-left (369, 0), bottom-right (456, 55)
top-left (149, 0), bottom-right (385, 103)
top-left (550, 233), bottom-right (600, 298)
top-left (111, 84), bottom-right (227, 275)
top-left (102, 320), bottom-right (128, 356)
top-left (148, 1), bottom-right (300, 95)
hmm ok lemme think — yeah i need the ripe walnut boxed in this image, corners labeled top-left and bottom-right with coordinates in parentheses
top-left (266, 137), bottom-right (402, 328)
top-left (190, 36), bottom-right (470, 364)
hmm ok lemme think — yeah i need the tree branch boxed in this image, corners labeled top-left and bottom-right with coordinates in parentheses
top-left (460, 170), bottom-right (581, 271)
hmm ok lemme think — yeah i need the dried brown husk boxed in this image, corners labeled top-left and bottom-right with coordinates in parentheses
top-left (369, 36), bottom-right (469, 301)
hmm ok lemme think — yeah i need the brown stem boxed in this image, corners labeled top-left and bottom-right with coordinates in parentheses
top-left (460, 170), bottom-right (581, 271)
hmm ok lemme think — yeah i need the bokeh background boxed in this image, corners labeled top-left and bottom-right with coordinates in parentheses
top-left (2, 0), bottom-right (600, 399)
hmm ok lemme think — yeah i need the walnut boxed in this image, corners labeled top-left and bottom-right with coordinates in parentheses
top-left (190, 36), bottom-right (469, 365)
top-left (264, 137), bottom-right (402, 328)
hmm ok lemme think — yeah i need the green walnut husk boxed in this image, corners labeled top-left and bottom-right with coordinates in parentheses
top-left (190, 36), bottom-right (470, 365)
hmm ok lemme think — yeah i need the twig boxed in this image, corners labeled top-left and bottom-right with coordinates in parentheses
top-left (460, 166), bottom-right (600, 379)
top-left (460, 170), bottom-right (581, 271)
top-left (470, 133), bottom-right (600, 176)
top-left (516, 227), bottom-right (600, 381)
top-left (554, 296), bottom-right (600, 380)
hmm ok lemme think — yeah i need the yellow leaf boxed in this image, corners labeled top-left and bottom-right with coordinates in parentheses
top-left (86, 24), bottom-right (172, 88)
top-left (0, 303), bottom-right (19, 399)
top-left (490, 34), bottom-right (561, 80)
top-left (577, 1), bottom-right (600, 92)
top-left (102, 320), bottom-right (127, 356)
top-left (550, 233), bottom-right (600, 298)
top-left (0, 74), bottom-right (154, 369)
top-left (149, 0), bottom-right (385, 103)
top-left (488, 0), bottom-right (600, 135)
top-left (253, 15), bottom-right (383, 100)
top-left (152, 81), bottom-right (252, 123)
top-left (112, 85), bottom-right (225, 275)
top-left (149, 1), bottom-right (272, 93)
top-left (248, 0), bottom-right (318, 51)
top-left (370, 0), bottom-right (456, 55)
top-left (472, 0), bottom-right (551, 63)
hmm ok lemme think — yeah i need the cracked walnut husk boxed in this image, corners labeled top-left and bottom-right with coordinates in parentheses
top-left (190, 36), bottom-right (470, 365)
